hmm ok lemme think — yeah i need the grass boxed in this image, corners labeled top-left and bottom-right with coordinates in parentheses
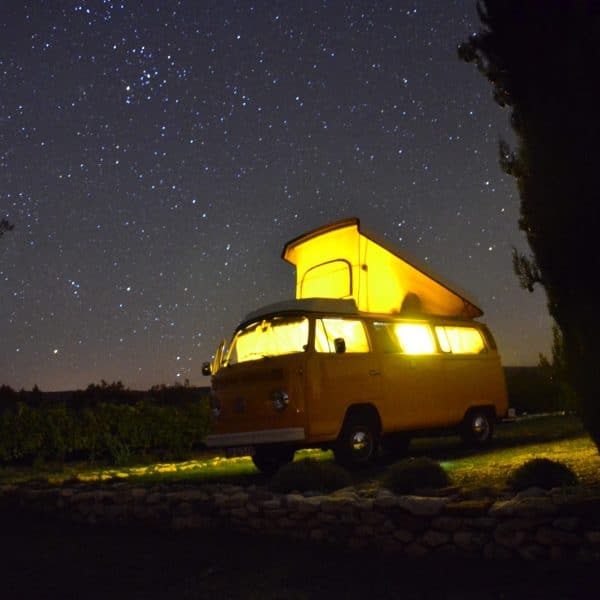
top-left (1, 414), bottom-right (599, 495)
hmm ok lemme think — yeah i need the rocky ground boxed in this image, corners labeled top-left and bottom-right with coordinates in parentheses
top-left (2, 508), bottom-right (600, 599)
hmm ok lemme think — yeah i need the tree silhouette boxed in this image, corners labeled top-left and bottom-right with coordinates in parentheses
top-left (0, 219), bottom-right (14, 238)
top-left (459, 1), bottom-right (600, 450)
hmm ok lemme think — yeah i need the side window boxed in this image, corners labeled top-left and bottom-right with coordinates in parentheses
top-left (315, 318), bottom-right (370, 353)
top-left (393, 323), bottom-right (437, 354)
top-left (435, 326), bottom-right (486, 354)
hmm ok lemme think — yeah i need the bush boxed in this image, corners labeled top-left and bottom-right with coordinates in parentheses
top-left (383, 457), bottom-right (450, 494)
top-left (270, 459), bottom-right (351, 493)
top-left (0, 386), bottom-right (211, 466)
top-left (508, 458), bottom-right (578, 491)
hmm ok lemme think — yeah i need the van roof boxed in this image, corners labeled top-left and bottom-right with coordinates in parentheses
top-left (240, 297), bottom-right (479, 329)
top-left (282, 217), bottom-right (483, 318)
top-left (242, 298), bottom-right (358, 325)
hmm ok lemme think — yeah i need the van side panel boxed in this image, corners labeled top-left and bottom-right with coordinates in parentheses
top-left (377, 354), bottom-right (446, 431)
top-left (439, 353), bottom-right (507, 425)
top-left (304, 352), bottom-right (381, 442)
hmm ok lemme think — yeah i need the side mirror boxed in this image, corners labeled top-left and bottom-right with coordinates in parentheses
top-left (201, 361), bottom-right (212, 376)
top-left (334, 337), bottom-right (346, 354)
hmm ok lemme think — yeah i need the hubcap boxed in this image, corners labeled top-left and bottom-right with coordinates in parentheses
top-left (473, 415), bottom-right (489, 438)
top-left (350, 430), bottom-right (372, 457)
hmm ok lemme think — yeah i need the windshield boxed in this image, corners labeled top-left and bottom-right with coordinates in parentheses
top-left (226, 316), bottom-right (309, 365)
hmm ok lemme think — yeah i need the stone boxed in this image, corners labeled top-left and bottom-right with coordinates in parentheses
top-left (483, 542), bottom-right (513, 560)
top-left (442, 499), bottom-right (493, 517)
top-left (129, 487), bottom-right (148, 499)
top-left (261, 498), bottom-right (281, 510)
top-left (230, 507), bottom-right (249, 519)
top-left (421, 529), bottom-right (449, 547)
top-left (277, 517), bottom-right (295, 528)
top-left (395, 495), bottom-right (450, 516)
top-left (431, 516), bottom-right (464, 532)
top-left (227, 492), bottom-right (249, 507)
top-left (284, 494), bottom-right (305, 510)
top-left (360, 511), bottom-right (385, 525)
top-left (514, 486), bottom-right (548, 499)
top-left (518, 544), bottom-right (547, 560)
top-left (297, 497), bottom-right (322, 513)
top-left (310, 529), bottom-right (325, 542)
top-left (373, 491), bottom-right (397, 508)
top-left (585, 531), bottom-right (600, 544)
top-left (404, 542), bottom-right (428, 557)
top-left (553, 517), bottom-right (580, 532)
top-left (174, 502), bottom-right (193, 516)
top-left (494, 526), bottom-right (526, 549)
top-left (393, 529), bottom-right (414, 543)
top-left (355, 525), bottom-right (374, 537)
top-left (536, 527), bottom-right (581, 546)
top-left (454, 530), bottom-right (488, 550)
top-left (317, 512), bottom-right (337, 523)
top-left (463, 517), bottom-right (497, 530)
top-left (321, 497), bottom-right (356, 514)
top-left (514, 497), bottom-right (558, 518)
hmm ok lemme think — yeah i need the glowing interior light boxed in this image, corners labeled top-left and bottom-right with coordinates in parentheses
top-left (230, 318), bottom-right (309, 364)
top-left (315, 318), bottom-right (369, 353)
top-left (434, 326), bottom-right (485, 354)
top-left (394, 323), bottom-right (436, 354)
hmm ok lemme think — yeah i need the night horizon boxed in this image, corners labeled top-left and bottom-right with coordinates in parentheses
top-left (1, 1), bottom-right (551, 391)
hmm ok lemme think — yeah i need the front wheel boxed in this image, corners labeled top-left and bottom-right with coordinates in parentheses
top-left (334, 414), bottom-right (379, 470)
top-left (252, 445), bottom-right (295, 475)
top-left (461, 409), bottom-right (493, 447)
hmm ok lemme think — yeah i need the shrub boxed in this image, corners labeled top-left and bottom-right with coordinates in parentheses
top-left (384, 457), bottom-right (450, 494)
top-left (0, 386), bottom-right (211, 466)
top-left (508, 458), bottom-right (578, 491)
top-left (270, 459), bottom-right (351, 493)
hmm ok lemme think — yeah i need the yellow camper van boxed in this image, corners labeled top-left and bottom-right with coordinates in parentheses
top-left (203, 219), bottom-right (508, 472)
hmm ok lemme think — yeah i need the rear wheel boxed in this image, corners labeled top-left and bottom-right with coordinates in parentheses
top-left (251, 445), bottom-right (295, 475)
top-left (334, 413), bottom-right (379, 469)
top-left (461, 409), bottom-right (493, 447)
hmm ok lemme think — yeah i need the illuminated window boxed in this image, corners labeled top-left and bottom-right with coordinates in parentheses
top-left (394, 323), bottom-right (436, 355)
top-left (228, 317), bottom-right (309, 364)
top-left (435, 326), bottom-right (485, 354)
top-left (301, 260), bottom-right (352, 298)
top-left (315, 318), bottom-right (369, 353)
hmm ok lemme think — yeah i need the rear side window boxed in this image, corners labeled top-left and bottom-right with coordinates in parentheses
top-left (315, 318), bottom-right (370, 353)
top-left (372, 322), bottom-right (437, 355)
top-left (434, 326), bottom-right (486, 354)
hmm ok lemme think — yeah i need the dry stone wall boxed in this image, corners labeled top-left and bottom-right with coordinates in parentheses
top-left (3, 482), bottom-right (600, 560)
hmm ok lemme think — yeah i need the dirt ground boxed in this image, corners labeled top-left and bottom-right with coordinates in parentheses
top-left (1, 509), bottom-right (599, 599)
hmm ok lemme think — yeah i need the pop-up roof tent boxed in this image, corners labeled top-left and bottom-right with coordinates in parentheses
top-left (282, 218), bottom-right (483, 319)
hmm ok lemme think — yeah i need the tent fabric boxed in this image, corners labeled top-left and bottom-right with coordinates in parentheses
top-left (282, 218), bottom-right (483, 319)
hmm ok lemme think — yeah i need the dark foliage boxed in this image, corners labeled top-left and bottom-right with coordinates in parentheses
top-left (270, 458), bottom-right (351, 493)
top-left (0, 383), bottom-right (211, 466)
top-left (383, 456), bottom-right (450, 494)
top-left (509, 457), bottom-right (578, 491)
top-left (0, 218), bottom-right (14, 238)
top-left (460, 1), bottom-right (600, 450)
top-left (504, 366), bottom-right (574, 414)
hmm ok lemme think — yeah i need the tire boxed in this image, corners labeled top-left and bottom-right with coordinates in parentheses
top-left (461, 409), bottom-right (494, 447)
top-left (251, 445), bottom-right (295, 475)
top-left (334, 413), bottom-right (379, 470)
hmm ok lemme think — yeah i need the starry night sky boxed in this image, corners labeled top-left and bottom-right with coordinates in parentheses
top-left (1, 1), bottom-right (551, 391)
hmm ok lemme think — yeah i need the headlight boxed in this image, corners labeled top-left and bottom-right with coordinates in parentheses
top-left (271, 390), bottom-right (289, 411)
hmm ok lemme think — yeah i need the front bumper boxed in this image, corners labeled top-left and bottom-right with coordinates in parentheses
top-left (204, 427), bottom-right (305, 448)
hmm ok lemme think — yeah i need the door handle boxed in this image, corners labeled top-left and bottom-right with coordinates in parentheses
top-left (369, 369), bottom-right (380, 376)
